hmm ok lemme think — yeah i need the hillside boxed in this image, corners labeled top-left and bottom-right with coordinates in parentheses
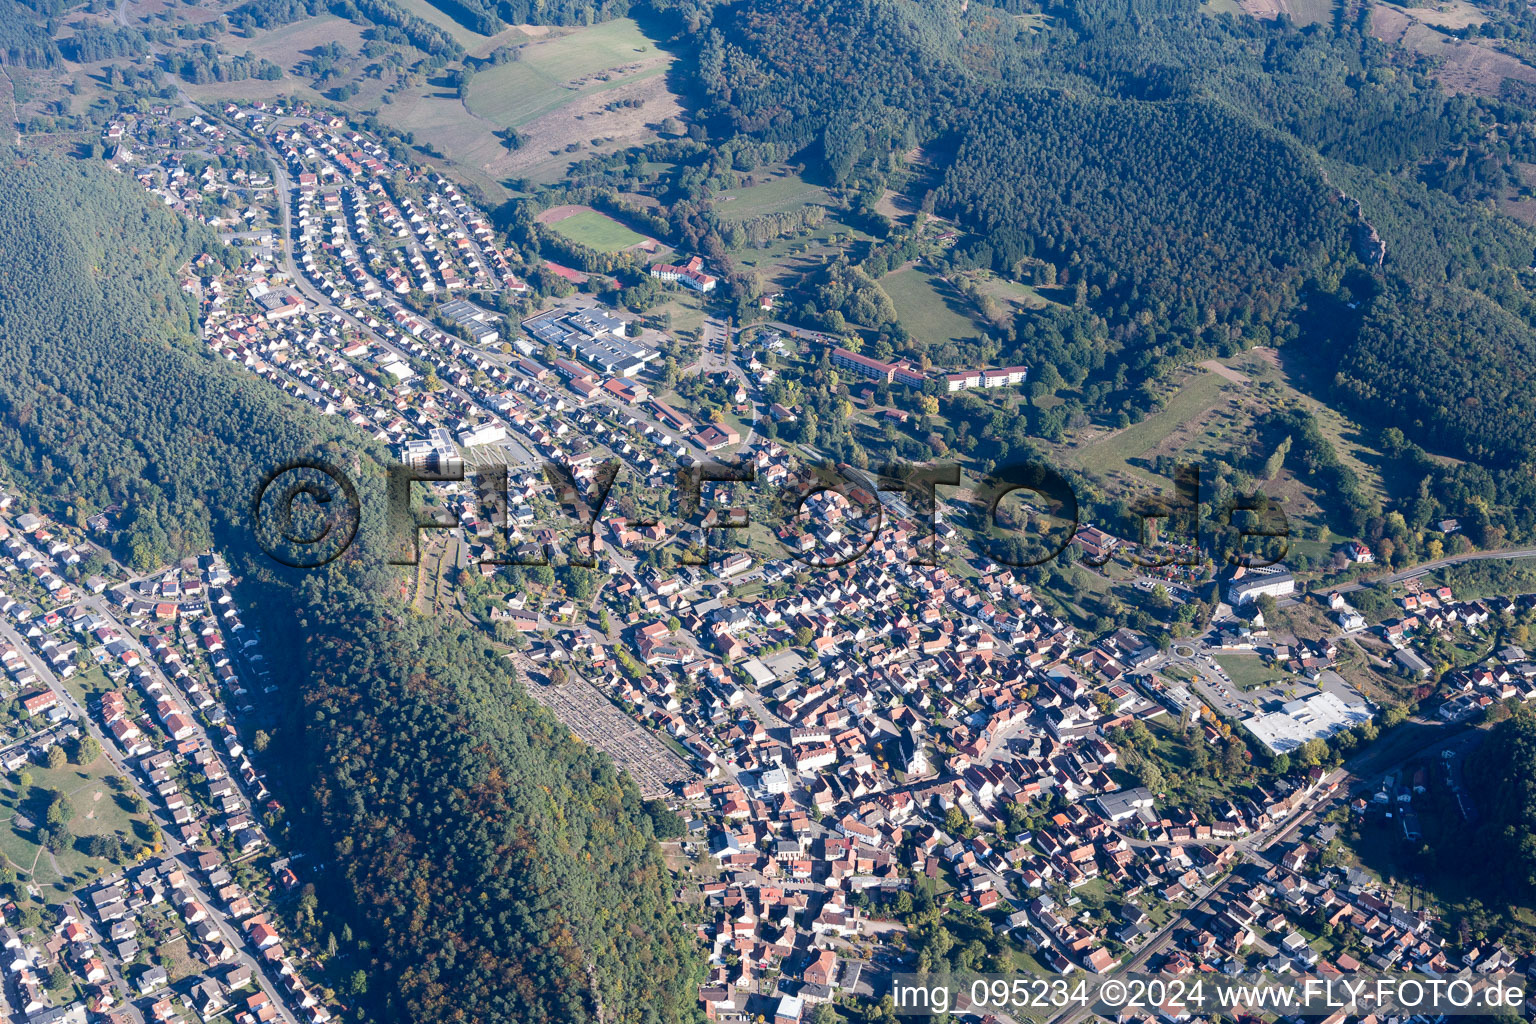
top-left (0, 147), bottom-right (704, 1024)
top-left (1456, 711), bottom-right (1536, 901)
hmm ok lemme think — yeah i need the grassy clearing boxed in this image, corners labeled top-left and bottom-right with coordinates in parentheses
top-left (963, 270), bottom-right (1053, 311)
top-left (1074, 371), bottom-right (1230, 476)
top-left (882, 266), bottom-right (985, 346)
top-left (394, 0), bottom-right (533, 54)
top-left (712, 170), bottom-right (831, 222)
top-left (465, 18), bottom-right (665, 126)
top-left (730, 219), bottom-right (862, 286)
top-left (1214, 652), bottom-right (1284, 691)
top-left (0, 754), bottom-right (151, 892)
top-left (547, 208), bottom-right (646, 251)
top-left (225, 16), bottom-right (372, 73)
top-left (1256, 348), bottom-right (1392, 505)
top-left (1377, 0), bottom-right (1485, 30)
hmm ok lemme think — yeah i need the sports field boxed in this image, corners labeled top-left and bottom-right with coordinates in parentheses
top-left (542, 207), bottom-right (646, 252)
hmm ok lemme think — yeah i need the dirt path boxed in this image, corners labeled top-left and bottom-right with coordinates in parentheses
top-left (0, 67), bottom-right (20, 145)
top-left (1198, 358), bottom-right (1251, 385)
top-left (535, 203), bottom-right (593, 225)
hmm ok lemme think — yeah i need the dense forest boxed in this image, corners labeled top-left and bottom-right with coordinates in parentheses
top-left (1459, 711), bottom-right (1536, 902)
top-left (302, 610), bottom-right (701, 1024)
top-left (1332, 282), bottom-right (1536, 466)
top-left (937, 93), bottom-right (1349, 370)
top-left (630, 0), bottom-right (1536, 549)
top-left (0, 0), bottom-right (63, 66)
top-left (0, 148), bottom-right (703, 1023)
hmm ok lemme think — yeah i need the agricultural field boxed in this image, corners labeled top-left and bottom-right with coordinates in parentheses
top-left (881, 266), bottom-right (986, 346)
top-left (466, 20), bottom-right (666, 126)
top-left (1375, 0), bottom-right (1486, 33)
top-left (453, 18), bottom-right (686, 190)
top-left (538, 204), bottom-right (648, 252)
top-left (1238, 0), bottom-right (1335, 24)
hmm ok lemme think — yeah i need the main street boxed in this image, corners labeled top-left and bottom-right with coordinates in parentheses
top-left (1331, 547), bottom-right (1536, 594)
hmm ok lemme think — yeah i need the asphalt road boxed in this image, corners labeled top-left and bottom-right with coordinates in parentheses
top-left (1331, 547), bottom-right (1536, 594)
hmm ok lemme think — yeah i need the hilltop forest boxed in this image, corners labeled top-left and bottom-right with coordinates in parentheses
top-left (0, 146), bottom-right (704, 1024)
top-left (624, 0), bottom-right (1536, 545)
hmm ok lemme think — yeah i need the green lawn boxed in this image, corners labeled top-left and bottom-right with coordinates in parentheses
top-left (647, 293), bottom-right (707, 334)
top-left (882, 266), bottom-right (985, 346)
top-left (1214, 652), bottom-right (1284, 691)
top-left (0, 752), bottom-right (152, 894)
top-left (547, 208), bottom-right (647, 252)
top-left (58, 662), bottom-right (117, 709)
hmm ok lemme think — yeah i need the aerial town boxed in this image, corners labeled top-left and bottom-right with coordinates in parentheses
top-left (3, 96), bottom-right (1525, 1024)
top-left (0, 494), bottom-right (335, 1024)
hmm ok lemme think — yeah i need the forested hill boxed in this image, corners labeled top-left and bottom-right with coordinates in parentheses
top-left (1460, 711), bottom-right (1536, 901)
top-left (0, 150), bottom-right (357, 569)
top-left (0, 147), bottom-right (704, 1024)
top-left (302, 608), bottom-right (702, 1024)
top-left (682, 0), bottom-right (1536, 478)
